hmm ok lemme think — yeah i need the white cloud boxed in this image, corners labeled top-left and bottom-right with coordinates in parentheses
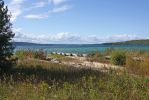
top-left (24, 14), bottom-right (48, 19)
top-left (50, 33), bottom-right (80, 41)
top-left (49, 0), bottom-right (66, 6)
top-left (13, 32), bottom-right (144, 44)
top-left (51, 5), bottom-right (72, 13)
top-left (32, 1), bottom-right (46, 8)
top-left (25, 1), bottom-right (46, 11)
top-left (10, 0), bottom-right (25, 5)
top-left (13, 27), bottom-right (22, 33)
top-left (105, 34), bottom-right (140, 43)
top-left (14, 32), bottom-right (78, 43)
top-left (8, 0), bottom-right (25, 21)
top-left (8, 0), bottom-right (47, 21)
top-left (7, 0), bottom-right (72, 20)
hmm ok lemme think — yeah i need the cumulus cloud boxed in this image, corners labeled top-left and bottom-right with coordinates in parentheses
top-left (13, 27), bottom-right (22, 33)
top-left (13, 31), bottom-right (144, 44)
top-left (104, 34), bottom-right (140, 43)
top-left (14, 32), bottom-right (78, 43)
top-left (50, 33), bottom-right (80, 41)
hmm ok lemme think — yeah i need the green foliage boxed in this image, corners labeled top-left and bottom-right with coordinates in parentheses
top-left (15, 50), bottom-right (46, 60)
top-left (111, 51), bottom-right (126, 66)
top-left (0, 0), bottom-right (15, 70)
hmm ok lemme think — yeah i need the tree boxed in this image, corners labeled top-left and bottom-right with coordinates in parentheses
top-left (0, 0), bottom-right (15, 71)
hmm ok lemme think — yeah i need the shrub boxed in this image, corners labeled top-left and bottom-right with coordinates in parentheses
top-left (111, 51), bottom-right (126, 66)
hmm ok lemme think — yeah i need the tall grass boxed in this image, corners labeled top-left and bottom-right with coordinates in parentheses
top-left (1, 49), bottom-right (149, 99)
top-left (15, 49), bottom-right (47, 60)
top-left (87, 51), bottom-right (106, 63)
top-left (0, 59), bottom-right (149, 99)
top-left (87, 49), bottom-right (149, 75)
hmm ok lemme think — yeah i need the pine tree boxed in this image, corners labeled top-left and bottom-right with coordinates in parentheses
top-left (0, 0), bottom-right (15, 70)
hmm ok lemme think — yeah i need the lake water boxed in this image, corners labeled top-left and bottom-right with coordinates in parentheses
top-left (15, 44), bottom-right (149, 54)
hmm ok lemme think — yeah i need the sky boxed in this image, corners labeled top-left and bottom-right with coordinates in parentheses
top-left (4, 0), bottom-right (149, 44)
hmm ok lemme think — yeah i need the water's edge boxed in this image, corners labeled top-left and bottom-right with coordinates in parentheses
top-left (15, 44), bottom-right (149, 54)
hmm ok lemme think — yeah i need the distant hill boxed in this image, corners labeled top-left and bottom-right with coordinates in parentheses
top-left (13, 42), bottom-right (58, 46)
top-left (102, 39), bottom-right (149, 45)
top-left (14, 39), bottom-right (149, 46)
top-left (14, 42), bottom-right (39, 46)
top-left (13, 42), bottom-right (102, 48)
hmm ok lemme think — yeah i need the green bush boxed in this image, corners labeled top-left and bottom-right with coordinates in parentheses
top-left (111, 51), bottom-right (126, 66)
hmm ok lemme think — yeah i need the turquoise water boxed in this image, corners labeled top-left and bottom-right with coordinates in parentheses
top-left (15, 44), bottom-right (149, 54)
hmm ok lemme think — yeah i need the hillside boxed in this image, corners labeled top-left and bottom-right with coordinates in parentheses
top-left (14, 39), bottom-right (149, 46)
top-left (13, 42), bottom-right (102, 47)
top-left (14, 42), bottom-right (39, 46)
top-left (102, 39), bottom-right (149, 45)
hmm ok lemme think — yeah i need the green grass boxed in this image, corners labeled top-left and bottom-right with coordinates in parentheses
top-left (0, 59), bottom-right (149, 99)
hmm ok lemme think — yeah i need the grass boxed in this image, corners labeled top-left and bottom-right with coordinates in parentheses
top-left (15, 49), bottom-right (46, 60)
top-left (0, 59), bottom-right (149, 99)
top-left (126, 58), bottom-right (149, 76)
top-left (1, 74), bottom-right (149, 100)
top-left (87, 51), bottom-right (107, 63)
top-left (87, 49), bottom-right (149, 76)
top-left (1, 49), bottom-right (149, 99)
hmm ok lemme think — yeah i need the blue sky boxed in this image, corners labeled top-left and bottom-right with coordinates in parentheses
top-left (5, 0), bottom-right (149, 44)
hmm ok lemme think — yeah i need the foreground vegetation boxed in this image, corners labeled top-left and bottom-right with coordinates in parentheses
top-left (88, 48), bottom-right (149, 76)
top-left (1, 59), bottom-right (149, 100)
top-left (1, 49), bottom-right (149, 99)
